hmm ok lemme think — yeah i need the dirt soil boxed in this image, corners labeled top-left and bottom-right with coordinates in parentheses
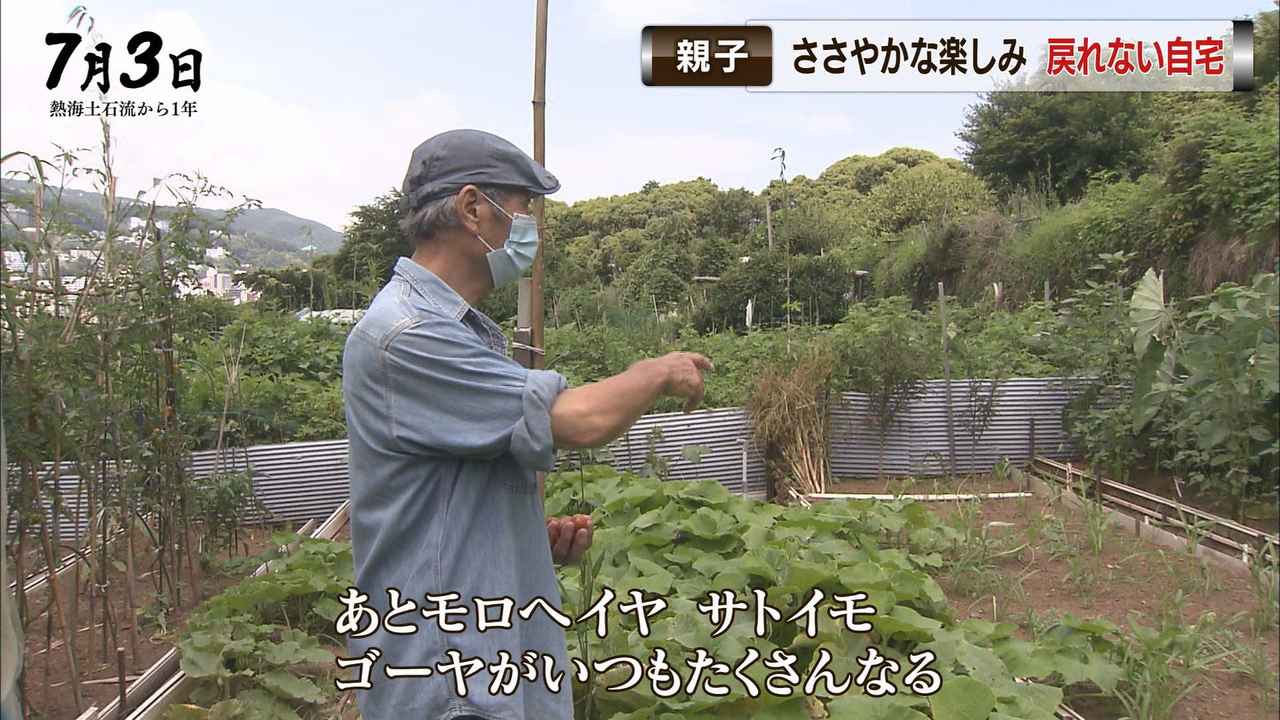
top-left (850, 474), bottom-right (1280, 720)
top-left (18, 523), bottom-right (285, 720)
top-left (833, 462), bottom-right (1280, 537)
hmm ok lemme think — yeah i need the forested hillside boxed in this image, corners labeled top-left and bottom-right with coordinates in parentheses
top-left (247, 12), bottom-right (1277, 331)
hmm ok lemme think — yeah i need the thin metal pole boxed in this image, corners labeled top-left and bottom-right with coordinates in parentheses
top-left (938, 282), bottom-right (956, 479)
top-left (530, 0), bottom-right (549, 370)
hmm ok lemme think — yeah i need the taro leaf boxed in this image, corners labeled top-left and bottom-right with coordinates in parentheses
top-left (873, 604), bottom-right (944, 643)
top-left (260, 637), bottom-right (332, 667)
top-left (257, 670), bottom-right (325, 704)
top-left (682, 507), bottom-right (733, 539)
top-left (178, 642), bottom-right (226, 679)
top-left (663, 544), bottom-right (704, 567)
top-left (991, 638), bottom-right (1057, 680)
top-left (1198, 422), bottom-right (1231, 450)
top-left (839, 562), bottom-right (888, 590)
top-left (165, 705), bottom-right (210, 720)
top-left (930, 676), bottom-right (997, 720)
top-left (1132, 340), bottom-right (1167, 432)
top-left (207, 699), bottom-right (247, 720)
top-left (224, 689), bottom-right (304, 720)
top-left (311, 596), bottom-right (342, 623)
top-left (1033, 647), bottom-right (1120, 691)
top-left (691, 554), bottom-right (725, 578)
top-left (189, 683), bottom-right (223, 708)
top-left (602, 483), bottom-right (663, 514)
top-left (745, 697), bottom-right (813, 719)
top-left (742, 521), bottom-right (773, 548)
top-left (628, 525), bottom-right (674, 548)
top-left (996, 681), bottom-right (1062, 720)
top-left (1130, 268), bottom-right (1172, 359)
top-left (737, 549), bottom-right (782, 585)
top-left (780, 559), bottom-right (833, 594)
top-left (709, 566), bottom-right (749, 592)
top-left (826, 695), bottom-right (930, 719)
top-left (628, 556), bottom-right (675, 594)
top-left (925, 629), bottom-right (1012, 694)
top-left (630, 506), bottom-right (666, 531)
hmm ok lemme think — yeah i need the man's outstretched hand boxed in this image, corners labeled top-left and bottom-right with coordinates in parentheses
top-left (547, 515), bottom-right (593, 565)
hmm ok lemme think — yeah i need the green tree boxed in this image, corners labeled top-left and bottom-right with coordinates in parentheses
top-left (959, 92), bottom-right (1157, 203)
top-left (694, 236), bottom-right (734, 277)
top-left (322, 189), bottom-right (407, 306)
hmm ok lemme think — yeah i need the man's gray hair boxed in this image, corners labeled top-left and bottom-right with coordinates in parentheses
top-left (401, 184), bottom-right (511, 245)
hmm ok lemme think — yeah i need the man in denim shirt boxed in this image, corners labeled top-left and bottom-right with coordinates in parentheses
top-left (342, 130), bottom-right (712, 720)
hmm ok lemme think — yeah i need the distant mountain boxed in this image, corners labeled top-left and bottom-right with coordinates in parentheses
top-left (0, 179), bottom-right (343, 255)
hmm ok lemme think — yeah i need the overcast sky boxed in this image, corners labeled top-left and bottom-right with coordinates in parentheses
top-left (1, 1), bottom-right (1268, 231)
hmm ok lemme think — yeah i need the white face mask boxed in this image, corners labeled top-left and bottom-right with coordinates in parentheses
top-left (476, 192), bottom-right (539, 289)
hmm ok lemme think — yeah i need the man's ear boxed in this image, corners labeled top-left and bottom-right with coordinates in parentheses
top-left (454, 185), bottom-right (484, 234)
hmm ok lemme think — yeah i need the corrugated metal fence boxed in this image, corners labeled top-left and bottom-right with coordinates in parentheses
top-left (830, 377), bottom-right (1093, 477)
top-left (18, 377), bottom-right (1094, 541)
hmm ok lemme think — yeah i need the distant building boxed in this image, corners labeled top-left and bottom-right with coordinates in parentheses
top-left (126, 217), bottom-right (170, 233)
top-left (2, 250), bottom-right (27, 273)
top-left (296, 308), bottom-right (364, 325)
top-left (203, 267), bottom-right (233, 294)
top-left (174, 265), bottom-right (259, 305)
top-left (205, 246), bottom-right (230, 261)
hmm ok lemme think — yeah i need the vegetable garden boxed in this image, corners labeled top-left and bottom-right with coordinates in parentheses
top-left (2, 8), bottom-right (1278, 718)
top-left (90, 463), bottom-right (1274, 720)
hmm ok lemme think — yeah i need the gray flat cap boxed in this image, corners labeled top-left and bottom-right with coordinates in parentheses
top-left (401, 129), bottom-right (560, 213)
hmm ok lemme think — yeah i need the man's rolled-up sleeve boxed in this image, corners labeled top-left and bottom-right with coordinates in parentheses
top-left (384, 317), bottom-right (568, 470)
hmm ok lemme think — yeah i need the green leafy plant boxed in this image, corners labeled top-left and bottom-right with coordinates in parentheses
top-left (168, 536), bottom-right (354, 719)
top-left (193, 468), bottom-right (262, 559)
top-left (831, 298), bottom-right (932, 479)
top-left (1054, 252), bottom-right (1144, 485)
top-left (1130, 269), bottom-right (1279, 520)
top-left (1081, 499), bottom-right (1109, 557)
top-left (545, 465), bottom-right (1118, 719)
top-left (1246, 542), bottom-right (1280, 632)
top-left (1112, 601), bottom-right (1235, 720)
top-left (1222, 632), bottom-right (1279, 711)
top-left (639, 426), bottom-right (670, 481)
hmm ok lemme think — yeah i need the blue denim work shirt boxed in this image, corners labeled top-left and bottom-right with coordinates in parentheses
top-left (342, 257), bottom-right (573, 720)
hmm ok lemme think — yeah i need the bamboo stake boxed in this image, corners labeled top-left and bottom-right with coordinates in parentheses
top-left (69, 464), bottom-right (87, 675)
top-left (530, 0), bottom-right (549, 369)
top-left (44, 612), bottom-right (52, 710)
top-left (938, 282), bottom-right (956, 480)
top-left (40, 515), bottom-right (83, 710)
top-left (100, 462), bottom-right (111, 665)
top-left (123, 497), bottom-right (139, 664)
top-left (87, 460), bottom-right (99, 665)
top-left (116, 646), bottom-right (127, 719)
top-left (104, 578), bottom-right (119, 668)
